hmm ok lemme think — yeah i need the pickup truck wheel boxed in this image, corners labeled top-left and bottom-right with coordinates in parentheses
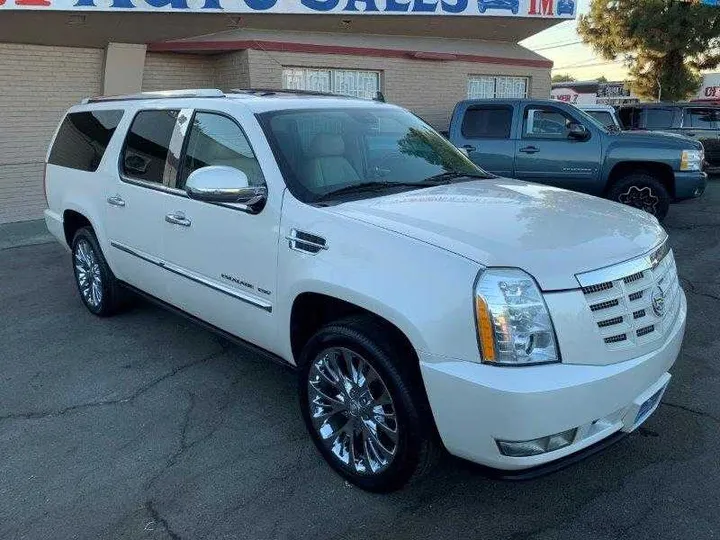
top-left (298, 316), bottom-right (439, 492)
top-left (71, 227), bottom-right (124, 317)
top-left (608, 173), bottom-right (670, 220)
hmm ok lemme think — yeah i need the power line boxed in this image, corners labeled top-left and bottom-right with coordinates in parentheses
top-left (533, 40), bottom-right (584, 51)
top-left (553, 59), bottom-right (624, 70)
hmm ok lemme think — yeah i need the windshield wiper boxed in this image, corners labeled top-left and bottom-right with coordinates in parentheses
top-left (317, 181), bottom-right (431, 201)
top-left (422, 170), bottom-right (493, 183)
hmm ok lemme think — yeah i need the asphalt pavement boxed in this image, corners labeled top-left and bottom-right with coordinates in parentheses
top-left (1, 185), bottom-right (719, 540)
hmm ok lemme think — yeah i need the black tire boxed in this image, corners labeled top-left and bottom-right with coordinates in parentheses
top-left (607, 172), bottom-right (671, 220)
top-left (298, 315), bottom-right (441, 492)
top-left (71, 227), bottom-right (125, 317)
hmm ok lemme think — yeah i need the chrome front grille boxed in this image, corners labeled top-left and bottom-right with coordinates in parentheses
top-left (579, 244), bottom-right (682, 351)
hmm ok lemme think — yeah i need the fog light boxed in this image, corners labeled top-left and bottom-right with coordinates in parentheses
top-left (496, 428), bottom-right (577, 457)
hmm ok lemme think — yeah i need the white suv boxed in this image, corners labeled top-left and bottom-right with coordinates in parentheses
top-left (44, 89), bottom-right (687, 492)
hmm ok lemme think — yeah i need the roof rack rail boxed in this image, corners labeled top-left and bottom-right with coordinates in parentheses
top-left (81, 89), bottom-right (225, 104)
top-left (229, 88), bottom-right (347, 98)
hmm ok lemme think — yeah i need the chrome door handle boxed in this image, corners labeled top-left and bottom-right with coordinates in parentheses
top-left (165, 212), bottom-right (191, 227)
top-left (107, 195), bottom-right (125, 207)
top-left (519, 146), bottom-right (540, 154)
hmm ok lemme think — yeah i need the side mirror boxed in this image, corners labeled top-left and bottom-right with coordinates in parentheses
top-left (568, 123), bottom-right (590, 140)
top-left (185, 166), bottom-right (267, 207)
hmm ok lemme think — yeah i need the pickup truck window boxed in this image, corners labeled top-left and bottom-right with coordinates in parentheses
top-left (49, 110), bottom-right (124, 172)
top-left (523, 106), bottom-right (576, 139)
top-left (461, 106), bottom-right (512, 139)
top-left (121, 109), bottom-right (179, 185)
top-left (259, 107), bottom-right (484, 203)
top-left (684, 108), bottom-right (720, 129)
top-left (585, 110), bottom-right (615, 128)
top-left (644, 108), bottom-right (675, 130)
top-left (178, 112), bottom-right (265, 189)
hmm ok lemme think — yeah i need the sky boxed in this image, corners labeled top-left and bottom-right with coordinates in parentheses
top-left (520, 0), bottom-right (629, 82)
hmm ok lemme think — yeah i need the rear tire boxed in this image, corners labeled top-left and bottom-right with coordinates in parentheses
top-left (298, 315), bottom-right (440, 492)
top-left (607, 172), bottom-right (670, 220)
top-left (71, 227), bottom-right (125, 317)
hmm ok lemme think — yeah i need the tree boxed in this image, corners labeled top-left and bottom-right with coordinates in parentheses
top-left (552, 73), bottom-right (576, 82)
top-left (596, 75), bottom-right (608, 83)
top-left (578, 0), bottom-right (720, 101)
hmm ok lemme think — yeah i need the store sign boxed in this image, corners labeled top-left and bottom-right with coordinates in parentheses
top-left (0, 0), bottom-right (574, 17)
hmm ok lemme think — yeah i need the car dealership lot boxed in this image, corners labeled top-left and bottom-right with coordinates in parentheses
top-left (2, 188), bottom-right (720, 540)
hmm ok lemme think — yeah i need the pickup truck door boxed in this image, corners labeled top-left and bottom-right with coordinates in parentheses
top-left (681, 107), bottom-right (720, 169)
top-left (451, 104), bottom-right (515, 177)
top-left (105, 108), bottom-right (181, 300)
top-left (514, 104), bottom-right (603, 194)
top-left (160, 106), bottom-right (281, 353)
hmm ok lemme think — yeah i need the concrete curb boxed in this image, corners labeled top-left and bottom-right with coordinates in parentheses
top-left (0, 219), bottom-right (54, 251)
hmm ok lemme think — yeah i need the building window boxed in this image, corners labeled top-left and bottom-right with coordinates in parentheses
top-left (282, 68), bottom-right (380, 100)
top-left (467, 76), bottom-right (528, 99)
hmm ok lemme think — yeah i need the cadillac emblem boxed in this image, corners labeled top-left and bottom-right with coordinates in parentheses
top-left (651, 285), bottom-right (666, 317)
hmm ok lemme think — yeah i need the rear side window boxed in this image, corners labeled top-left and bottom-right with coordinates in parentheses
top-left (49, 110), bottom-right (124, 172)
top-left (685, 108), bottom-right (720, 129)
top-left (643, 108), bottom-right (675, 129)
top-left (461, 106), bottom-right (512, 139)
top-left (121, 110), bottom-right (179, 184)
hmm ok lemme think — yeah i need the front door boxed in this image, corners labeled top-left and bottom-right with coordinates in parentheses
top-left (104, 108), bottom-right (181, 300)
top-left (160, 106), bottom-right (281, 353)
top-left (514, 104), bottom-right (603, 195)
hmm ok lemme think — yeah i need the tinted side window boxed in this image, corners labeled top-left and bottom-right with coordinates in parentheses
top-left (523, 107), bottom-right (575, 139)
top-left (179, 112), bottom-right (265, 189)
top-left (685, 108), bottom-right (720, 129)
top-left (461, 106), bottom-right (512, 139)
top-left (618, 107), bottom-right (637, 129)
top-left (643, 108), bottom-right (674, 129)
top-left (49, 110), bottom-right (124, 172)
top-left (121, 110), bottom-right (179, 184)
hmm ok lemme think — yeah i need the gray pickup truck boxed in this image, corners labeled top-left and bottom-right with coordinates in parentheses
top-left (448, 99), bottom-right (707, 219)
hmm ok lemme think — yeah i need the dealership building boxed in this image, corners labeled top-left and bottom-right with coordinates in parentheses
top-left (0, 0), bottom-right (568, 224)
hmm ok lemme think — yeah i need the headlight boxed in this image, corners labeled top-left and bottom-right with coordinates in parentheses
top-left (474, 268), bottom-right (560, 365)
top-left (680, 149), bottom-right (704, 171)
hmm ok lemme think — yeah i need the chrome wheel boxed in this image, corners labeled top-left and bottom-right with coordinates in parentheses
top-left (307, 347), bottom-right (399, 475)
top-left (74, 239), bottom-right (103, 309)
top-left (618, 186), bottom-right (659, 214)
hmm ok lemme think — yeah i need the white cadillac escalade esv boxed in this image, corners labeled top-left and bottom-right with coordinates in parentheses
top-left (43, 89), bottom-right (686, 492)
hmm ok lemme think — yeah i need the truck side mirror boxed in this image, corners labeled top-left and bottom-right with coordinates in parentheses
top-left (568, 123), bottom-right (590, 140)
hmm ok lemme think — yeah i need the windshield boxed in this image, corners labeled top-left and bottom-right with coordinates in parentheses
top-left (585, 110), bottom-right (619, 129)
top-left (573, 107), bottom-right (610, 132)
top-left (258, 106), bottom-right (489, 203)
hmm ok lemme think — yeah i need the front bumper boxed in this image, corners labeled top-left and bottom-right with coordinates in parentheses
top-left (674, 171), bottom-right (707, 200)
top-left (420, 291), bottom-right (686, 471)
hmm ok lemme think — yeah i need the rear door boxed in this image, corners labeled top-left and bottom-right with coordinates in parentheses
top-left (682, 107), bottom-right (720, 168)
top-left (513, 103), bottom-right (603, 194)
top-left (104, 108), bottom-right (180, 300)
top-left (452, 104), bottom-right (515, 177)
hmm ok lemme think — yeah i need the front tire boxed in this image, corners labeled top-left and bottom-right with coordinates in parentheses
top-left (607, 172), bottom-right (671, 220)
top-left (298, 316), bottom-right (440, 492)
top-left (71, 227), bottom-right (124, 317)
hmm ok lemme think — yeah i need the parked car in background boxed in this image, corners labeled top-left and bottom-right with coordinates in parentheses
top-left (448, 99), bottom-right (707, 219)
top-left (577, 104), bottom-right (621, 130)
top-left (45, 89), bottom-right (686, 492)
top-left (618, 102), bottom-right (720, 173)
top-left (477, 0), bottom-right (519, 14)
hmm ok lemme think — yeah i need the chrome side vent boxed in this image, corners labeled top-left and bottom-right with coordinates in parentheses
top-left (287, 229), bottom-right (327, 255)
